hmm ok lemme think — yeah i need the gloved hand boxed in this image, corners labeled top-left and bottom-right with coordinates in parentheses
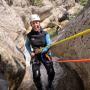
top-left (42, 46), bottom-right (49, 53)
top-left (30, 52), bottom-right (35, 57)
top-left (34, 48), bottom-right (40, 54)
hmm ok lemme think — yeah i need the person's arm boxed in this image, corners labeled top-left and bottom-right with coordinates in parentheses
top-left (25, 37), bottom-right (32, 53)
top-left (46, 33), bottom-right (52, 46)
top-left (42, 33), bottom-right (52, 53)
top-left (25, 37), bottom-right (35, 57)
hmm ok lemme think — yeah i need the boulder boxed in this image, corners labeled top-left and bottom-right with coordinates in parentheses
top-left (51, 1), bottom-right (90, 90)
top-left (0, 0), bottom-right (26, 89)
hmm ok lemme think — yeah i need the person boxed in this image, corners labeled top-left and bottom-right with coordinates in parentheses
top-left (25, 14), bottom-right (55, 90)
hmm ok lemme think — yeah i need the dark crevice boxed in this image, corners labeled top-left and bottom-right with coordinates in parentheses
top-left (56, 63), bottom-right (85, 90)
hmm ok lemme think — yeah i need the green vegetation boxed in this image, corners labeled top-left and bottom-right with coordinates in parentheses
top-left (80, 0), bottom-right (88, 6)
top-left (69, 15), bottom-right (76, 20)
top-left (31, 0), bottom-right (43, 6)
top-left (47, 27), bottom-right (58, 39)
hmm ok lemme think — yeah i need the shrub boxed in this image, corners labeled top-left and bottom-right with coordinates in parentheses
top-left (80, 0), bottom-right (88, 6)
top-left (31, 0), bottom-right (43, 6)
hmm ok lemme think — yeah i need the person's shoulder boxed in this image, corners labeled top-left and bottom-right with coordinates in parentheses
top-left (27, 31), bottom-right (32, 38)
top-left (42, 30), bottom-right (48, 35)
top-left (27, 32), bottom-right (30, 37)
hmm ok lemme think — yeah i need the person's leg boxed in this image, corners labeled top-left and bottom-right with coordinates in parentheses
top-left (46, 61), bottom-right (55, 88)
top-left (41, 53), bottom-right (55, 89)
top-left (32, 62), bottom-right (42, 90)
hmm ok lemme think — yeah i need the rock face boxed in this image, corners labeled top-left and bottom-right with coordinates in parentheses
top-left (0, 0), bottom-right (26, 89)
top-left (52, 1), bottom-right (90, 58)
top-left (51, 0), bottom-right (90, 90)
top-left (0, 0), bottom-right (89, 90)
top-left (4, 0), bottom-right (83, 29)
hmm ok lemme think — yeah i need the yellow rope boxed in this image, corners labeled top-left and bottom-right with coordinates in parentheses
top-left (39, 29), bottom-right (90, 62)
top-left (41, 29), bottom-right (90, 62)
top-left (40, 29), bottom-right (90, 52)
top-left (51, 29), bottom-right (90, 48)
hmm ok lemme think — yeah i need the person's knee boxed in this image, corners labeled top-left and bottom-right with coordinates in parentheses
top-left (47, 62), bottom-right (55, 79)
top-left (33, 69), bottom-right (41, 80)
top-left (49, 67), bottom-right (55, 77)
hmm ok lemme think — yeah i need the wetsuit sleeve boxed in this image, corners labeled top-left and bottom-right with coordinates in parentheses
top-left (25, 37), bottom-right (33, 54)
top-left (42, 33), bottom-right (52, 53)
top-left (45, 33), bottom-right (52, 46)
top-left (45, 33), bottom-right (52, 55)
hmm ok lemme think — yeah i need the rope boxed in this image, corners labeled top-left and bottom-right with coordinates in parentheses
top-left (42, 29), bottom-right (90, 62)
top-left (53, 59), bottom-right (90, 63)
top-left (40, 29), bottom-right (90, 51)
top-left (50, 29), bottom-right (90, 48)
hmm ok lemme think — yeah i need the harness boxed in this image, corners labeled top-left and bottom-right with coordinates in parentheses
top-left (27, 29), bottom-right (51, 63)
